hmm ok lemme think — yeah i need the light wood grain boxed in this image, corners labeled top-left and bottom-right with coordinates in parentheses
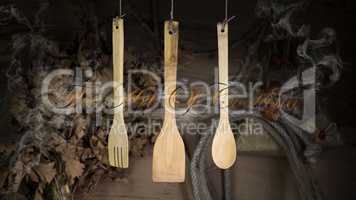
top-left (152, 21), bottom-right (185, 182)
top-left (108, 17), bottom-right (129, 168)
top-left (211, 23), bottom-right (237, 169)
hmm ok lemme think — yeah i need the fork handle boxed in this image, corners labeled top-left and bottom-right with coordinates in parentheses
top-left (164, 21), bottom-right (179, 120)
top-left (113, 17), bottom-right (124, 117)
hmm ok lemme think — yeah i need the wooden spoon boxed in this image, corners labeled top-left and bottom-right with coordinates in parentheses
top-left (152, 21), bottom-right (185, 182)
top-left (211, 23), bottom-right (237, 169)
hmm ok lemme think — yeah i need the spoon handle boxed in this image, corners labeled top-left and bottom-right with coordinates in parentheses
top-left (217, 23), bottom-right (229, 120)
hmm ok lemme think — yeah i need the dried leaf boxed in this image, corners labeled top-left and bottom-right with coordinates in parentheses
top-left (0, 144), bottom-right (16, 155)
top-left (54, 142), bottom-right (84, 182)
top-left (33, 162), bottom-right (56, 183)
top-left (34, 188), bottom-right (44, 200)
top-left (73, 117), bottom-right (88, 141)
top-left (81, 148), bottom-right (95, 160)
top-left (65, 158), bottom-right (84, 181)
top-left (130, 136), bottom-right (148, 157)
top-left (262, 105), bottom-right (280, 121)
top-left (96, 128), bottom-right (107, 141)
top-left (10, 160), bottom-right (26, 191)
top-left (29, 170), bottom-right (39, 182)
top-left (0, 166), bottom-right (9, 188)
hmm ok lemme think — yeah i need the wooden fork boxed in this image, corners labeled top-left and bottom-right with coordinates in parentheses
top-left (211, 22), bottom-right (237, 169)
top-left (152, 21), bottom-right (185, 182)
top-left (108, 17), bottom-right (129, 168)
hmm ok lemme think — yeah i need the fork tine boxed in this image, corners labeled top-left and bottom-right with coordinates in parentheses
top-left (120, 147), bottom-right (124, 168)
top-left (123, 147), bottom-right (126, 167)
top-left (115, 147), bottom-right (118, 168)
top-left (115, 146), bottom-right (118, 168)
top-left (126, 147), bottom-right (129, 167)
top-left (123, 147), bottom-right (126, 166)
top-left (119, 147), bottom-right (121, 168)
top-left (126, 147), bottom-right (129, 166)
top-left (119, 147), bottom-right (122, 168)
top-left (113, 147), bottom-right (117, 167)
top-left (117, 147), bottom-right (120, 168)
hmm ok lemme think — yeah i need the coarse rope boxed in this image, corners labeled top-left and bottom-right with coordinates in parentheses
top-left (189, 111), bottom-right (324, 200)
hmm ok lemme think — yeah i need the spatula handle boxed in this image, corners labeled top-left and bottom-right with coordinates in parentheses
top-left (217, 23), bottom-right (229, 120)
top-left (113, 17), bottom-right (124, 117)
top-left (164, 21), bottom-right (179, 119)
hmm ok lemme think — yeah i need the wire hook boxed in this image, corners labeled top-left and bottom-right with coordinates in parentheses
top-left (170, 0), bottom-right (174, 21)
top-left (118, 0), bottom-right (126, 18)
top-left (168, 0), bottom-right (176, 34)
top-left (225, 0), bottom-right (228, 21)
top-left (222, 0), bottom-right (236, 31)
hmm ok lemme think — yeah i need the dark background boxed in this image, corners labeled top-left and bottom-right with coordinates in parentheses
top-left (1, 0), bottom-right (355, 126)
top-left (0, 0), bottom-right (355, 199)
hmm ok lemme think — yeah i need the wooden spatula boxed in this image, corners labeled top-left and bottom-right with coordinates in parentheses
top-left (152, 21), bottom-right (185, 182)
top-left (211, 23), bottom-right (237, 169)
top-left (108, 17), bottom-right (129, 168)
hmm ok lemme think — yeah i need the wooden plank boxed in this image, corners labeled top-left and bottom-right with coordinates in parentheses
top-left (92, 150), bottom-right (186, 200)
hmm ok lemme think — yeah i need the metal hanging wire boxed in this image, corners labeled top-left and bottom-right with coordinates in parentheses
top-left (168, 0), bottom-right (175, 34)
top-left (222, 0), bottom-right (236, 30)
top-left (119, 0), bottom-right (122, 17)
top-left (225, 0), bottom-right (228, 21)
top-left (118, 0), bottom-right (126, 18)
top-left (170, 0), bottom-right (174, 20)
